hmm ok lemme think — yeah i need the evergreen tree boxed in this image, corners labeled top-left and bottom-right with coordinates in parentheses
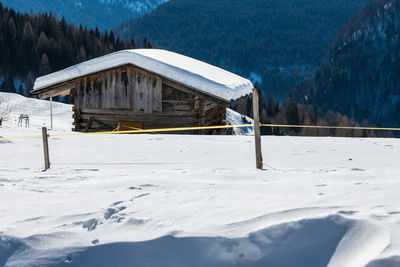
top-left (285, 98), bottom-right (300, 125)
top-left (39, 53), bottom-right (50, 75)
top-left (1, 73), bottom-right (16, 93)
top-left (0, 4), bottom-right (152, 99)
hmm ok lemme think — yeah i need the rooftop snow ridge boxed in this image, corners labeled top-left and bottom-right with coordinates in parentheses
top-left (34, 49), bottom-right (253, 102)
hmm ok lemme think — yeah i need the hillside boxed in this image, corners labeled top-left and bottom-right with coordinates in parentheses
top-left (0, 3), bottom-right (152, 98)
top-left (1, 92), bottom-right (400, 266)
top-left (115, 0), bottom-right (371, 98)
top-left (0, 0), bottom-right (168, 30)
top-left (290, 0), bottom-right (400, 127)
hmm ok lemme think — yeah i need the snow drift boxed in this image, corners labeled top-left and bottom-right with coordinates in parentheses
top-left (0, 93), bottom-right (400, 266)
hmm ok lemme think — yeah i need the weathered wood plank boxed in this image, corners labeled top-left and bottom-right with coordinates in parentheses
top-left (37, 82), bottom-right (75, 99)
top-left (162, 83), bottom-right (193, 101)
top-left (81, 77), bottom-right (87, 109)
top-left (100, 72), bottom-right (106, 109)
top-left (89, 77), bottom-right (95, 109)
top-left (162, 102), bottom-right (193, 112)
top-left (132, 67), bottom-right (139, 111)
top-left (121, 69), bottom-right (130, 109)
top-left (79, 113), bottom-right (198, 123)
top-left (80, 108), bottom-right (196, 116)
top-left (95, 76), bottom-right (101, 109)
top-left (111, 69), bottom-right (117, 109)
top-left (115, 68), bottom-right (122, 109)
top-left (127, 67), bottom-right (133, 110)
top-left (144, 75), bottom-right (152, 113)
top-left (136, 71), bottom-right (145, 111)
top-left (153, 77), bottom-right (162, 112)
top-left (163, 79), bottom-right (230, 107)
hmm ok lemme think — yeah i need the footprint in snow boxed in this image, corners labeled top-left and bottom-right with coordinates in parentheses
top-left (74, 169), bottom-right (99, 172)
top-left (129, 186), bottom-right (142, 190)
top-left (351, 168), bottom-right (365, 171)
top-left (82, 218), bottom-right (98, 231)
top-left (111, 201), bottom-right (124, 206)
top-left (126, 218), bottom-right (148, 225)
top-left (104, 205), bottom-right (127, 221)
top-left (388, 211), bottom-right (400, 215)
top-left (134, 193), bottom-right (150, 199)
top-left (140, 184), bottom-right (156, 187)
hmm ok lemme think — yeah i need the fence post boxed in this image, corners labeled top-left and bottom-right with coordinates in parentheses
top-left (42, 127), bottom-right (50, 170)
top-left (50, 97), bottom-right (53, 130)
top-left (252, 87), bottom-right (263, 169)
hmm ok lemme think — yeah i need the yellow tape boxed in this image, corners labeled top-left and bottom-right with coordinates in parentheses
top-left (50, 124), bottom-right (254, 137)
top-left (0, 134), bottom-right (42, 141)
top-left (261, 124), bottom-right (400, 131)
top-left (0, 124), bottom-right (252, 141)
top-left (118, 124), bottom-right (143, 131)
top-left (1, 123), bottom-right (400, 141)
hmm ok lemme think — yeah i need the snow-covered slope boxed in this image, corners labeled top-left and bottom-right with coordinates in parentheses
top-left (1, 93), bottom-right (400, 266)
top-left (226, 108), bottom-right (254, 135)
top-left (0, 0), bottom-right (168, 30)
top-left (0, 92), bottom-right (72, 132)
top-left (98, 0), bottom-right (168, 13)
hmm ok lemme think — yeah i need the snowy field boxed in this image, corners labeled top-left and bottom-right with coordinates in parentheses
top-left (1, 93), bottom-right (400, 267)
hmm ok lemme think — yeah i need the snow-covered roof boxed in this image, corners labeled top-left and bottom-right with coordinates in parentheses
top-left (33, 49), bottom-right (253, 102)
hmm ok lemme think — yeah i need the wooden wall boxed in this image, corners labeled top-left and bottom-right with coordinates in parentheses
top-left (71, 65), bottom-right (162, 113)
top-left (70, 65), bottom-right (227, 133)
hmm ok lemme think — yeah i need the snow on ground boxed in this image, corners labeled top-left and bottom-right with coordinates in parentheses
top-left (226, 108), bottom-right (254, 135)
top-left (0, 93), bottom-right (400, 267)
top-left (0, 92), bottom-right (72, 133)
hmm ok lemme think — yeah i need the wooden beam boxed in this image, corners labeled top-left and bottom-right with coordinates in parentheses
top-left (79, 108), bottom-right (196, 117)
top-left (36, 82), bottom-right (75, 99)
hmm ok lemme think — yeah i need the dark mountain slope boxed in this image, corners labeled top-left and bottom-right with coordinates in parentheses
top-left (0, 0), bottom-right (168, 30)
top-left (290, 0), bottom-right (400, 126)
top-left (0, 3), bottom-right (150, 96)
top-left (115, 0), bottom-right (371, 96)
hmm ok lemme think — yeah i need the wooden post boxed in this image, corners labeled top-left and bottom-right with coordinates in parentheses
top-left (50, 97), bottom-right (53, 130)
top-left (252, 87), bottom-right (263, 169)
top-left (42, 127), bottom-right (50, 170)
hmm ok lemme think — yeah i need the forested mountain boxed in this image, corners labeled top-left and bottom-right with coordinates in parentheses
top-left (0, 0), bottom-right (168, 30)
top-left (115, 0), bottom-right (371, 99)
top-left (290, 0), bottom-right (400, 127)
top-left (0, 3), bottom-right (151, 96)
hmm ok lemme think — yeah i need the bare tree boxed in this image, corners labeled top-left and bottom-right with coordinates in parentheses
top-left (0, 98), bottom-right (11, 125)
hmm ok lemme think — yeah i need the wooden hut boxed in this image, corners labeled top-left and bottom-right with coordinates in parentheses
top-left (31, 49), bottom-right (253, 133)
